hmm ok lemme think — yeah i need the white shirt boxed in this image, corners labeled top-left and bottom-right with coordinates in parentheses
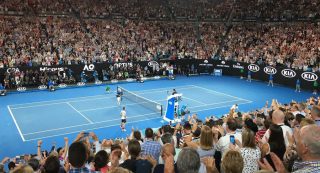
top-left (216, 132), bottom-right (242, 155)
top-left (120, 110), bottom-right (126, 119)
top-left (262, 124), bottom-right (293, 147)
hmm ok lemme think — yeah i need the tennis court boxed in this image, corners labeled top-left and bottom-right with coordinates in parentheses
top-left (7, 84), bottom-right (251, 142)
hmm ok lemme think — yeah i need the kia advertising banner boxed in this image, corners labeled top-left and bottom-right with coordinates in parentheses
top-left (0, 60), bottom-right (318, 92)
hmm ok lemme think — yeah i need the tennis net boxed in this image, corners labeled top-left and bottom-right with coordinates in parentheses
top-left (118, 86), bottom-right (163, 116)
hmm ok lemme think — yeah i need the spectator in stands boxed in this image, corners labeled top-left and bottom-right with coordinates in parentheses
top-left (42, 155), bottom-right (63, 173)
top-left (311, 106), bottom-right (320, 126)
top-left (141, 128), bottom-right (161, 163)
top-left (93, 150), bottom-right (109, 173)
top-left (153, 144), bottom-right (178, 173)
top-left (221, 150), bottom-right (244, 173)
top-left (259, 125), bottom-right (320, 173)
top-left (28, 158), bottom-right (40, 172)
top-left (68, 142), bottom-right (93, 173)
top-left (262, 110), bottom-right (293, 147)
top-left (176, 148), bottom-right (202, 173)
top-left (239, 127), bottom-right (261, 173)
top-left (120, 140), bottom-right (154, 173)
top-left (216, 118), bottom-right (242, 154)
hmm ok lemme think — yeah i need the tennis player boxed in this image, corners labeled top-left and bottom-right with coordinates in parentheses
top-left (0, 83), bottom-right (6, 96)
top-left (116, 87), bottom-right (123, 105)
top-left (268, 74), bottom-right (274, 87)
top-left (120, 107), bottom-right (127, 132)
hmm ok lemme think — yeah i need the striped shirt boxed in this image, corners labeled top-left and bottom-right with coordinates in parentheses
top-left (292, 160), bottom-right (320, 173)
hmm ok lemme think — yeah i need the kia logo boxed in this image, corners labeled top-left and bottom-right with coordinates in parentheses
top-left (248, 64), bottom-right (260, 72)
top-left (264, 66), bottom-right (277, 75)
top-left (281, 69), bottom-right (296, 78)
top-left (38, 85), bottom-right (47, 90)
top-left (58, 83), bottom-right (67, 88)
top-left (301, 72), bottom-right (318, 81)
top-left (77, 82), bottom-right (86, 86)
top-left (111, 79), bottom-right (118, 83)
top-left (17, 87), bottom-right (26, 92)
top-left (126, 78), bottom-right (135, 82)
top-left (95, 80), bottom-right (102, 85)
top-left (148, 61), bottom-right (159, 67)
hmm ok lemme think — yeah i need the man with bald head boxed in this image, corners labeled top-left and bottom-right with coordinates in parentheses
top-left (310, 106), bottom-right (320, 126)
top-left (153, 143), bottom-right (178, 173)
top-left (262, 109), bottom-right (293, 147)
top-left (259, 125), bottom-right (320, 172)
top-left (292, 124), bottom-right (320, 172)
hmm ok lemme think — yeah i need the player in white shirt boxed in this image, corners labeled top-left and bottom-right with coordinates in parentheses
top-left (120, 107), bottom-right (127, 131)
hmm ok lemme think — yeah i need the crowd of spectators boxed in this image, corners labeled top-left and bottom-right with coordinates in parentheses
top-left (1, 97), bottom-right (320, 173)
top-left (221, 22), bottom-right (320, 71)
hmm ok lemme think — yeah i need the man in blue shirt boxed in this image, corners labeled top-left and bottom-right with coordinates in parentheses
top-left (0, 83), bottom-right (6, 96)
top-left (296, 79), bottom-right (301, 92)
top-left (141, 128), bottom-right (162, 163)
top-left (268, 74), bottom-right (274, 87)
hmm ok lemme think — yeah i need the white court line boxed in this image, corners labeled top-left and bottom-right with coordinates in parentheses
top-left (23, 100), bottom-right (253, 142)
top-left (80, 99), bottom-right (166, 112)
top-left (7, 105), bottom-right (26, 142)
top-left (9, 93), bottom-right (115, 107)
top-left (188, 99), bottom-right (244, 109)
top-left (191, 100), bottom-right (253, 113)
top-left (10, 85), bottom-right (196, 110)
top-left (66, 102), bottom-right (94, 124)
top-left (23, 112), bottom-right (158, 136)
top-left (183, 96), bottom-right (207, 105)
top-left (11, 102), bottom-right (68, 110)
top-left (191, 85), bottom-right (252, 102)
top-left (23, 116), bottom-right (162, 142)
top-left (23, 100), bottom-right (244, 136)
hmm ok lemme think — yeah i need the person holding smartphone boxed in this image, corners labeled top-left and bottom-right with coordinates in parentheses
top-left (216, 118), bottom-right (242, 155)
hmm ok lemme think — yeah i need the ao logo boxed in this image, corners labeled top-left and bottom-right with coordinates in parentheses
top-left (301, 72), bottom-right (318, 81)
top-left (17, 87), bottom-right (26, 92)
top-left (281, 69), bottom-right (296, 78)
top-left (248, 64), bottom-right (260, 72)
top-left (264, 66), bottom-right (277, 75)
top-left (38, 85), bottom-right (47, 90)
top-left (204, 60), bottom-right (208, 64)
top-left (83, 64), bottom-right (95, 71)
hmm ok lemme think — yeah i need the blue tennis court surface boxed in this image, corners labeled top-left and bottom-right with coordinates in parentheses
top-left (7, 84), bottom-right (251, 141)
top-left (0, 75), bottom-right (312, 158)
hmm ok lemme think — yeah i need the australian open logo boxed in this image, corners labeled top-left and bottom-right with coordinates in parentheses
top-left (148, 61), bottom-right (159, 67)
top-left (281, 69), bottom-right (296, 78)
top-left (248, 64), bottom-right (260, 72)
top-left (263, 66), bottom-right (277, 75)
top-left (38, 85), bottom-right (47, 90)
top-left (301, 72), bottom-right (318, 81)
top-left (204, 60), bottom-right (209, 64)
top-left (83, 64), bottom-right (95, 71)
top-left (17, 87), bottom-right (26, 92)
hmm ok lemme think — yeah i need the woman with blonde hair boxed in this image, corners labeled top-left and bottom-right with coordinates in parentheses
top-left (196, 125), bottom-right (215, 158)
top-left (240, 127), bottom-right (261, 173)
top-left (221, 150), bottom-right (244, 173)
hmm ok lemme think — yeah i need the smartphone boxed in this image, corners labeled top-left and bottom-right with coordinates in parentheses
top-left (230, 135), bottom-right (235, 145)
